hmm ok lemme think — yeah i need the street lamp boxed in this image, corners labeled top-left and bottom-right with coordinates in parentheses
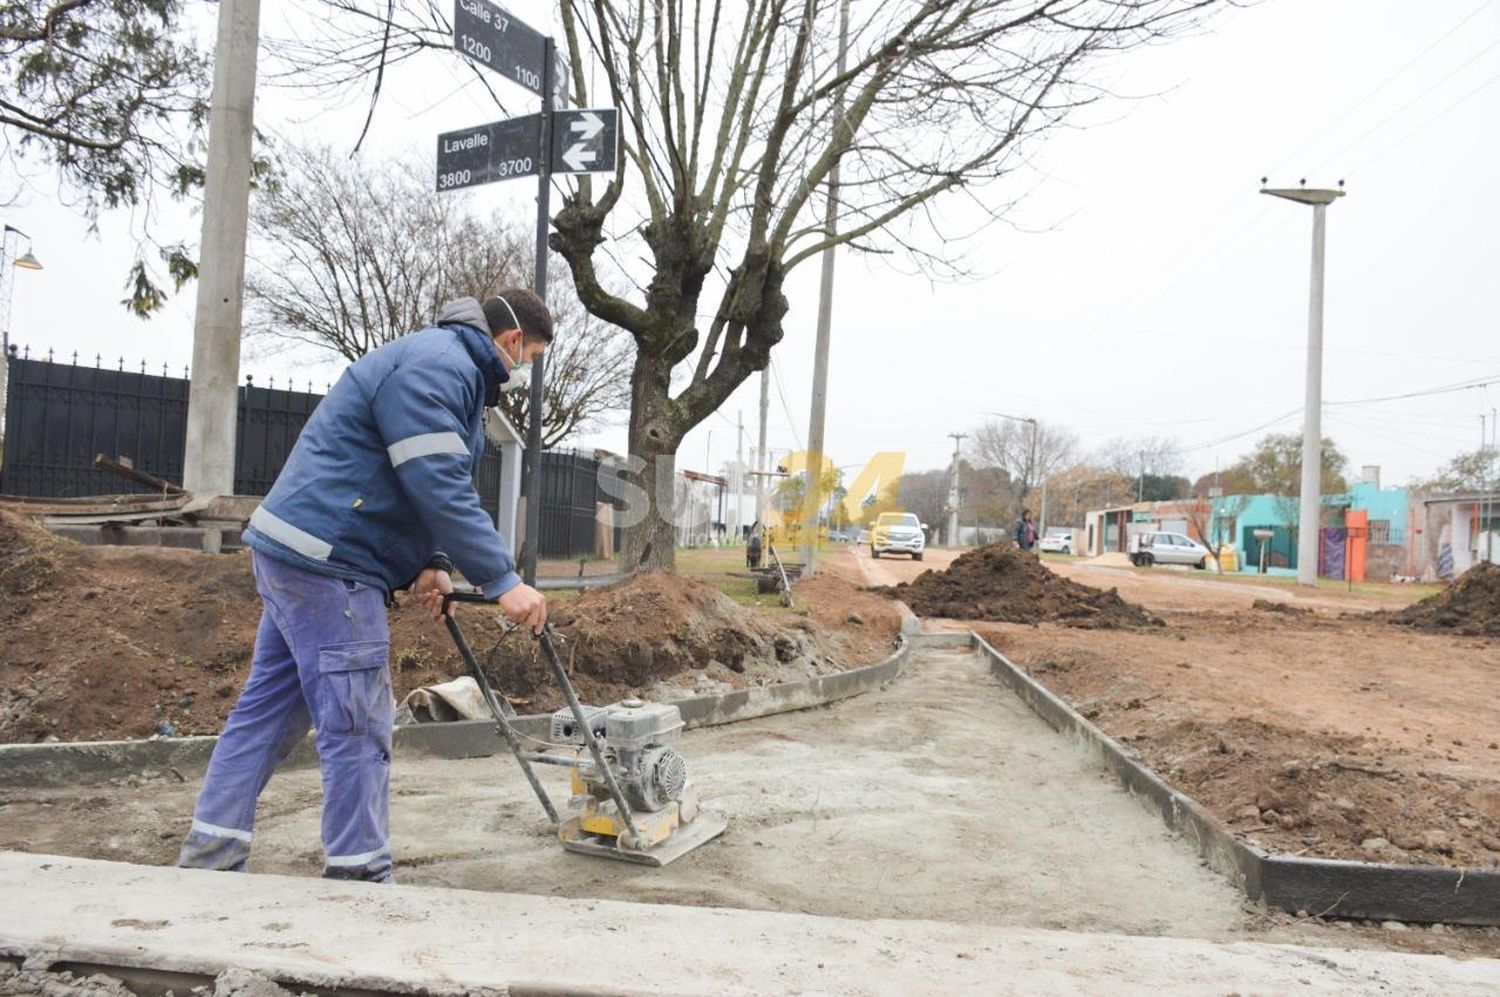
top-left (1261, 180), bottom-right (1345, 586)
top-left (987, 411), bottom-right (1042, 530)
top-left (1, 224), bottom-right (44, 436)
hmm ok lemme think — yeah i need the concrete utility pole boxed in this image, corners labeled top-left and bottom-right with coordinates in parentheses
top-left (733, 410), bottom-right (744, 542)
top-left (800, 0), bottom-right (851, 573)
top-left (947, 432), bottom-right (967, 547)
top-left (1261, 181), bottom-right (1345, 587)
top-left (756, 366), bottom-right (770, 526)
top-left (183, 0), bottom-right (261, 497)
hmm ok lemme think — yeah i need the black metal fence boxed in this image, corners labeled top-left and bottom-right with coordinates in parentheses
top-left (1, 352), bottom-right (613, 558)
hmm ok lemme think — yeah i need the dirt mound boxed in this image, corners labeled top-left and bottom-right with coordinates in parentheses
top-left (0, 513), bottom-right (883, 742)
top-left (1389, 562), bottom-right (1500, 637)
top-left (1251, 599), bottom-right (1311, 616)
top-left (882, 544), bottom-right (1162, 628)
top-left (470, 572), bottom-right (829, 707)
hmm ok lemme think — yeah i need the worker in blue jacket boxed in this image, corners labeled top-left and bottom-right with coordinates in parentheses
top-left (177, 290), bottom-right (552, 883)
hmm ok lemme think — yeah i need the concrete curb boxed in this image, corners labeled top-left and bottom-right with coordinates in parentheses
top-left (0, 639), bottom-right (909, 788)
top-left (6, 853), bottom-right (1499, 996)
top-left (971, 632), bottom-right (1500, 926)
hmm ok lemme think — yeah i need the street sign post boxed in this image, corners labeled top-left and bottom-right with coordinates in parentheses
top-left (452, 0), bottom-right (547, 96)
top-left (444, 3), bottom-right (618, 584)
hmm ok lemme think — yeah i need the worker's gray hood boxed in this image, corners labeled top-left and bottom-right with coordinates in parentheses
top-left (437, 297), bottom-right (489, 333)
top-left (434, 297), bottom-right (510, 405)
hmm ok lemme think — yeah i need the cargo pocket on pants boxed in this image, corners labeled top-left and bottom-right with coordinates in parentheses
top-left (317, 640), bottom-right (390, 736)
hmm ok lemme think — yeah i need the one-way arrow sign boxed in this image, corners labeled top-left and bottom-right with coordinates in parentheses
top-left (550, 108), bottom-right (619, 175)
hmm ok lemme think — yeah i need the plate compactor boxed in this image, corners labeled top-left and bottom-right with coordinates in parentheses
top-left (441, 591), bottom-right (727, 866)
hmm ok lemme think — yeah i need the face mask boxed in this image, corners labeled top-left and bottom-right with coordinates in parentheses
top-left (504, 361), bottom-right (531, 394)
top-left (499, 338), bottom-right (532, 393)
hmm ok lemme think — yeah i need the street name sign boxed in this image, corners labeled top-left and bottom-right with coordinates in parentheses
top-left (453, 0), bottom-right (547, 97)
top-left (436, 114), bottom-right (542, 190)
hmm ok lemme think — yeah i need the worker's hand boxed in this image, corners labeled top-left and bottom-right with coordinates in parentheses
top-left (413, 568), bottom-right (455, 625)
top-left (497, 582), bottom-right (548, 634)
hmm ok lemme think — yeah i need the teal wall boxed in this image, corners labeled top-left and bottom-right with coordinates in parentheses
top-left (1347, 481), bottom-right (1407, 526)
top-left (1206, 485), bottom-right (1408, 572)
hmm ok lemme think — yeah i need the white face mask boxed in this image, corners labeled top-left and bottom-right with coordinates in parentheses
top-left (497, 337), bottom-right (530, 393)
top-left (505, 361), bottom-right (531, 393)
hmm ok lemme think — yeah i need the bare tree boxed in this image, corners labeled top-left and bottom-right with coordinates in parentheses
top-left (1044, 461), bottom-right (1133, 527)
top-left (970, 418), bottom-right (1078, 512)
top-left (1181, 492), bottom-right (1248, 574)
top-left (244, 143), bottom-right (630, 446)
top-left (273, 0), bottom-right (1225, 569)
top-left (1096, 434), bottom-right (1185, 477)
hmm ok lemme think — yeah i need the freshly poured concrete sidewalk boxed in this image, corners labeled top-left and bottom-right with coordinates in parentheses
top-left (3, 853), bottom-right (1498, 995)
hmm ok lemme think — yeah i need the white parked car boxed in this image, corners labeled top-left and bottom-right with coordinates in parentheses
top-left (1129, 531), bottom-right (1209, 569)
top-left (1039, 530), bottom-right (1074, 554)
top-left (870, 512), bottom-right (926, 560)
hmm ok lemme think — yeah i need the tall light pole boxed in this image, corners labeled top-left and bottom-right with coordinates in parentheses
top-left (1262, 181), bottom-right (1345, 586)
top-left (800, 0), bottom-right (852, 573)
top-left (0, 225), bottom-right (43, 439)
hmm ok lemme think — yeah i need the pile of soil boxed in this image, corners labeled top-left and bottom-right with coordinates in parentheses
top-left (1390, 562), bottom-right (1500, 637)
top-left (464, 571), bottom-right (871, 708)
top-left (0, 510), bottom-right (888, 743)
top-left (881, 544), bottom-right (1162, 628)
top-left (1251, 599), bottom-right (1311, 616)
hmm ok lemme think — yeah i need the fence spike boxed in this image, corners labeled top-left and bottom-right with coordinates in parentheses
top-left (268, 375), bottom-right (275, 389)
top-left (140, 359), bottom-right (147, 374)
top-left (47, 347), bottom-right (53, 362)
top-left (95, 353), bottom-right (102, 367)
top-left (183, 365), bottom-right (189, 379)
top-left (117, 356), bottom-right (125, 371)
top-left (71, 350), bottom-right (78, 365)
top-left (162, 362), bottom-right (169, 376)
top-left (22, 345), bottom-right (29, 360)
top-left (246, 374), bottom-right (254, 385)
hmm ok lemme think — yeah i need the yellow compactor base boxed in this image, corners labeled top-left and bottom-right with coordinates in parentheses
top-left (558, 774), bottom-right (727, 866)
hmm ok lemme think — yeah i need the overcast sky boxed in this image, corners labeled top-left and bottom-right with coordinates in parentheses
top-left (4, 0), bottom-right (1497, 491)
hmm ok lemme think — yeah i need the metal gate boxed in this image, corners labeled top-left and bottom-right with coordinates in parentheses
top-left (0, 353), bottom-right (505, 518)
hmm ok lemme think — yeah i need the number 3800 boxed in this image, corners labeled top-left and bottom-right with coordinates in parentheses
top-left (437, 169), bottom-right (473, 190)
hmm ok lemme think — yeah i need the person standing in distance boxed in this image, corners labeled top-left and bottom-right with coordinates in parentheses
top-left (178, 289), bottom-right (552, 883)
top-left (1013, 508), bottom-right (1039, 553)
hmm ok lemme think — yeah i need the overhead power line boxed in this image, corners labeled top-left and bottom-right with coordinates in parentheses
top-left (1307, 36), bottom-right (1500, 176)
top-left (1328, 374), bottom-right (1500, 407)
top-left (769, 357), bottom-right (804, 452)
top-left (1263, 0), bottom-right (1496, 176)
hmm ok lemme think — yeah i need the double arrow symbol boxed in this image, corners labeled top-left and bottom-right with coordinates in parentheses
top-left (561, 111), bottom-right (606, 172)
